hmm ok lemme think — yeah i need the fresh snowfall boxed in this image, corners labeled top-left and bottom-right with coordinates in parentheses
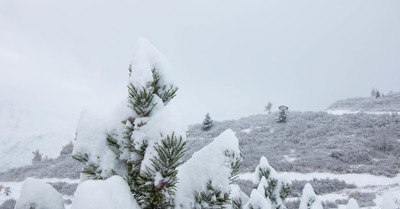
top-left (1, 39), bottom-right (399, 209)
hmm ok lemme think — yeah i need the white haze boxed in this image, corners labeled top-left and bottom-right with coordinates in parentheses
top-left (0, 0), bottom-right (399, 135)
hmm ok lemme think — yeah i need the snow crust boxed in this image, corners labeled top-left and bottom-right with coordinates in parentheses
top-left (175, 129), bottom-right (240, 208)
top-left (129, 37), bottom-right (173, 90)
top-left (71, 176), bottom-right (140, 209)
top-left (15, 177), bottom-right (64, 209)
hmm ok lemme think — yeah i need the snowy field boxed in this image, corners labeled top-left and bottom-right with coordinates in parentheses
top-left (239, 172), bottom-right (400, 208)
top-left (1, 172), bottom-right (399, 208)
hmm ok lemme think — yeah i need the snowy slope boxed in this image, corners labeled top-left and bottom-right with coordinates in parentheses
top-left (327, 92), bottom-right (400, 113)
top-left (0, 102), bottom-right (74, 172)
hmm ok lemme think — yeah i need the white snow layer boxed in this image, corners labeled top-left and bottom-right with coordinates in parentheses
top-left (244, 189), bottom-right (271, 209)
top-left (71, 176), bottom-right (140, 209)
top-left (72, 108), bottom-right (127, 181)
top-left (299, 183), bottom-right (323, 209)
top-left (379, 194), bottom-right (397, 209)
top-left (129, 37), bottom-right (173, 89)
top-left (15, 178), bottom-right (65, 209)
top-left (175, 129), bottom-right (241, 208)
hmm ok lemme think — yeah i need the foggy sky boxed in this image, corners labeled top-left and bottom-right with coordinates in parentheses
top-left (1, 0), bottom-right (399, 135)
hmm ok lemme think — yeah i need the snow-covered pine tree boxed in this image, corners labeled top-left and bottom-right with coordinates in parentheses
top-left (277, 105), bottom-right (288, 123)
top-left (175, 129), bottom-right (242, 208)
top-left (73, 38), bottom-right (187, 208)
top-left (299, 183), bottom-right (322, 209)
top-left (246, 156), bottom-right (291, 209)
top-left (202, 113), bottom-right (213, 131)
top-left (4, 186), bottom-right (11, 196)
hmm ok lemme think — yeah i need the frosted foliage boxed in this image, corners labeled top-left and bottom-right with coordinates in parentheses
top-left (251, 156), bottom-right (291, 209)
top-left (15, 178), bottom-right (64, 209)
top-left (71, 176), bottom-right (140, 209)
top-left (379, 194), bottom-right (396, 209)
top-left (230, 184), bottom-right (249, 208)
top-left (175, 129), bottom-right (241, 208)
top-left (244, 189), bottom-right (272, 209)
top-left (72, 109), bottom-right (126, 181)
top-left (346, 198), bottom-right (359, 209)
top-left (252, 156), bottom-right (277, 185)
top-left (299, 183), bottom-right (322, 209)
top-left (129, 37), bottom-right (173, 91)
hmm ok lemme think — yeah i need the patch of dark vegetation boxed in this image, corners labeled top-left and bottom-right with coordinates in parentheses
top-left (49, 182), bottom-right (78, 196)
top-left (348, 191), bottom-right (376, 207)
top-left (290, 178), bottom-right (356, 197)
top-left (186, 111), bottom-right (400, 176)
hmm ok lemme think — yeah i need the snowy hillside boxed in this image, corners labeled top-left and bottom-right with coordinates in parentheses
top-left (1, 110), bottom-right (400, 208)
top-left (327, 92), bottom-right (400, 114)
top-left (0, 102), bottom-right (75, 172)
top-left (186, 112), bottom-right (400, 177)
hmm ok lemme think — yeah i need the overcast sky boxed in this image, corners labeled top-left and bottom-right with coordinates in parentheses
top-left (1, 0), bottom-right (399, 135)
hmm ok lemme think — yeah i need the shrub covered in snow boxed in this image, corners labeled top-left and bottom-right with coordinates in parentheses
top-left (299, 183), bottom-right (322, 209)
top-left (346, 198), bottom-right (359, 209)
top-left (15, 178), bottom-right (64, 209)
top-left (72, 38), bottom-right (187, 208)
top-left (175, 129), bottom-right (242, 208)
top-left (246, 156), bottom-right (291, 209)
top-left (71, 176), bottom-right (140, 209)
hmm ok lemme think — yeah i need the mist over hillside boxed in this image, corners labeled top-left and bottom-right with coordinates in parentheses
top-left (0, 103), bottom-right (74, 172)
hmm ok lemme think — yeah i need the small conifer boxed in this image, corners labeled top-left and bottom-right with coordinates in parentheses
top-left (202, 113), bottom-right (213, 131)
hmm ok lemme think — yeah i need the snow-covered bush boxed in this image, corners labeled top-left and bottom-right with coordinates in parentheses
top-left (298, 183), bottom-right (322, 209)
top-left (71, 176), bottom-right (140, 209)
top-left (246, 156), bottom-right (291, 209)
top-left (175, 129), bottom-right (242, 208)
top-left (15, 178), bottom-right (64, 209)
top-left (244, 189), bottom-right (272, 209)
top-left (346, 198), bottom-right (359, 209)
top-left (72, 38), bottom-right (187, 208)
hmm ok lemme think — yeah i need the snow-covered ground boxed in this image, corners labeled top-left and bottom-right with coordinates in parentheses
top-left (0, 178), bottom-right (79, 208)
top-left (327, 110), bottom-right (400, 116)
top-left (239, 172), bottom-right (400, 208)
